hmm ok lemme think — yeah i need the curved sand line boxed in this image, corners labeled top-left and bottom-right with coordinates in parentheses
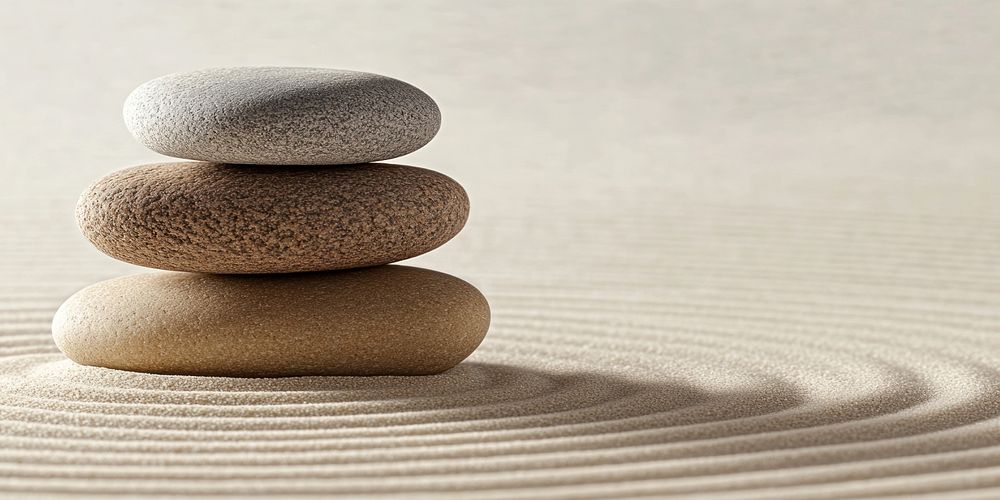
top-left (2, 284), bottom-right (1000, 498)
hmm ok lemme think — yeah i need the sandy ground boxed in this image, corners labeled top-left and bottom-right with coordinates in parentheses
top-left (3, 1), bottom-right (1000, 498)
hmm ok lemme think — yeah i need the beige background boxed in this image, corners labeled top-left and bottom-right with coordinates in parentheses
top-left (3, 1), bottom-right (1000, 498)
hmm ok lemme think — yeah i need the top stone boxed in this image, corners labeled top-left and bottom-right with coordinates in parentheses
top-left (123, 67), bottom-right (441, 165)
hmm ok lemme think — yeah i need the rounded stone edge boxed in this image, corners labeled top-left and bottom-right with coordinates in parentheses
top-left (74, 162), bottom-right (470, 274)
top-left (122, 67), bottom-right (443, 165)
top-left (51, 269), bottom-right (492, 378)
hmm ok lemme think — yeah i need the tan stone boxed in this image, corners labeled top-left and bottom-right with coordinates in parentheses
top-left (52, 266), bottom-right (491, 377)
top-left (76, 162), bottom-right (469, 273)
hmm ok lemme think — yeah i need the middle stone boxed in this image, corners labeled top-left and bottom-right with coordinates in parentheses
top-left (76, 162), bottom-right (469, 274)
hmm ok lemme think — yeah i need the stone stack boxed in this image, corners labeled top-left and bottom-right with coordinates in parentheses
top-left (52, 67), bottom-right (490, 377)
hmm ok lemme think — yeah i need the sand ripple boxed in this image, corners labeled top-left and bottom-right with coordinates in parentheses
top-left (4, 146), bottom-right (1000, 498)
top-left (2, 278), bottom-right (1000, 499)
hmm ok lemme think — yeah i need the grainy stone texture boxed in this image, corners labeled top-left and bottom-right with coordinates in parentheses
top-left (7, 2), bottom-right (1000, 498)
top-left (76, 162), bottom-right (469, 273)
top-left (52, 266), bottom-right (491, 377)
top-left (123, 67), bottom-right (441, 165)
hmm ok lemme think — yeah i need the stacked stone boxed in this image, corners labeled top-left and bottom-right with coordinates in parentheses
top-left (52, 67), bottom-right (490, 378)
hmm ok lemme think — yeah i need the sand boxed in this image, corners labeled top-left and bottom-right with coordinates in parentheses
top-left (4, 1), bottom-right (1000, 498)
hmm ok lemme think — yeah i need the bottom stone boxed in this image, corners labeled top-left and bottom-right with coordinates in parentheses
top-left (52, 266), bottom-right (490, 377)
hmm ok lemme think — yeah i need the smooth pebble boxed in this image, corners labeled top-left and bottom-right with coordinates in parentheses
top-left (52, 266), bottom-right (491, 377)
top-left (76, 162), bottom-right (469, 274)
top-left (123, 67), bottom-right (441, 165)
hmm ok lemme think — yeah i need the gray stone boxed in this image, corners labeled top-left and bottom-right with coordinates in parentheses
top-left (123, 67), bottom-right (441, 165)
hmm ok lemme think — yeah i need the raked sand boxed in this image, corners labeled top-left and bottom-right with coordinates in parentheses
top-left (4, 1), bottom-right (1000, 498)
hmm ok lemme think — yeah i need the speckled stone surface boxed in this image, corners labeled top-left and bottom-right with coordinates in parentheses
top-left (76, 162), bottom-right (469, 273)
top-left (52, 266), bottom-right (491, 377)
top-left (123, 67), bottom-right (441, 165)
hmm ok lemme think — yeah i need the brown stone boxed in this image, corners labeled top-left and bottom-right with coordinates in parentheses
top-left (76, 162), bottom-right (469, 273)
top-left (51, 266), bottom-right (491, 377)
